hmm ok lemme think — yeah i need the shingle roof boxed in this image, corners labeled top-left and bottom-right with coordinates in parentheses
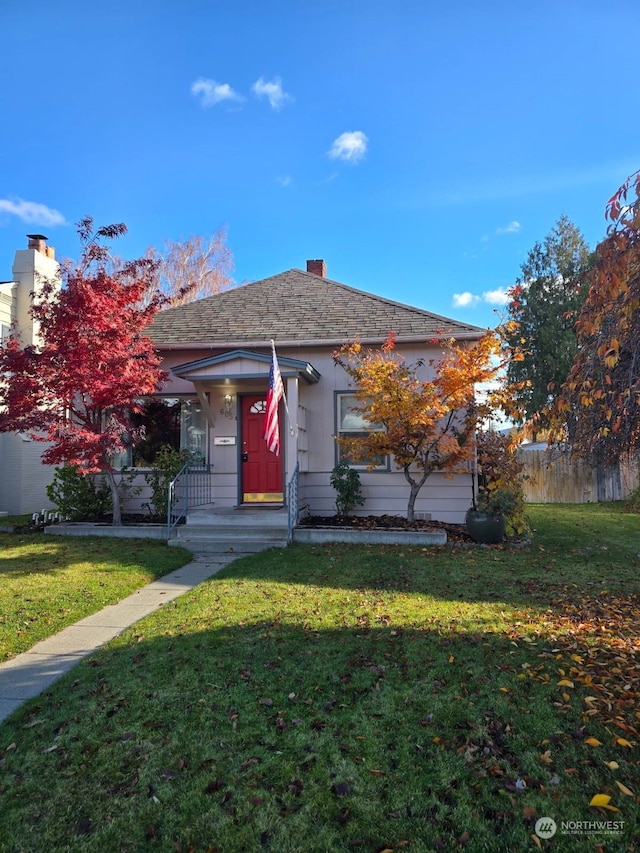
top-left (148, 267), bottom-right (483, 347)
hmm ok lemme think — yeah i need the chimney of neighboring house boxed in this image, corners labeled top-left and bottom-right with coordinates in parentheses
top-left (27, 234), bottom-right (55, 259)
top-left (306, 259), bottom-right (326, 277)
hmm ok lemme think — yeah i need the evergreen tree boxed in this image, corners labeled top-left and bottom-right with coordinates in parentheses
top-left (500, 216), bottom-right (592, 431)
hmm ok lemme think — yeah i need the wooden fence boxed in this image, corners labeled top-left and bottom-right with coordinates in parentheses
top-left (518, 449), bottom-right (640, 504)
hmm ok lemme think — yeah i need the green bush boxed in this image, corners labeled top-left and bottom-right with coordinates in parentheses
top-left (475, 431), bottom-right (529, 537)
top-left (330, 462), bottom-right (365, 518)
top-left (46, 465), bottom-right (112, 521)
top-left (622, 483), bottom-right (640, 513)
top-left (143, 446), bottom-right (193, 518)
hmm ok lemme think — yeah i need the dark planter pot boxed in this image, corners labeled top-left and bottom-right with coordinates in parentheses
top-left (465, 508), bottom-right (506, 544)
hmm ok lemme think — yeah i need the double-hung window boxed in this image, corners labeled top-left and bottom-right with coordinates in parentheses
top-left (336, 392), bottom-right (388, 470)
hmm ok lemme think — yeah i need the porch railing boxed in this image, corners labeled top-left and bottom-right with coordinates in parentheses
top-left (167, 464), bottom-right (214, 539)
top-left (287, 463), bottom-right (300, 544)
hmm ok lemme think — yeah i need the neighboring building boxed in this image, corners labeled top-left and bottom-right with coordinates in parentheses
top-left (148, 260), bottom-right (484, 523)
top-left (0, 236), bottom-right (59, 515)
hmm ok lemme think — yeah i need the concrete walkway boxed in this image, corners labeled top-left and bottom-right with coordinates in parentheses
top-left (0, 554), bottom-right (238, 725)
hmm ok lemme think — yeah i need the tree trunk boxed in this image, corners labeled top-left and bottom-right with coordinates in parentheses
top-left (105, 468), bottom-right (123, 526)
top-left (404, 468), bottom-right (430, 523)
top-left (406, 483), bottom-right (419, 523)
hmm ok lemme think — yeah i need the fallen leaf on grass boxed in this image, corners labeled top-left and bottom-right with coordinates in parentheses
top-left (205, 779), bottom-right (226, 794)
top-left (615, 781), bottom-right (634, 796)
top-left (589, 793), bottom-right (621, 813)
top-left (585, 737), bottom-right (602, 747)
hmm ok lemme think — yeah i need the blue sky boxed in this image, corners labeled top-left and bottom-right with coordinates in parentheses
top-left (2, 0), bottom-right (639, 330)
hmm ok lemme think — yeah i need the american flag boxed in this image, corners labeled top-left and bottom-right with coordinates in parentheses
top-left (263, 344), bottom-right (284, 455)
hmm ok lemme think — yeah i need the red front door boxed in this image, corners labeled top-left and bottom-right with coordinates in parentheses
top-left (241, 394), bottom-right (283, 502)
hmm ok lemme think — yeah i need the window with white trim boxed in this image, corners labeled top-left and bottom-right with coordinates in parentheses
top-left (336, 392), bottom-right (388, 470)
top-left (110, 396), bottom-right (208, 468)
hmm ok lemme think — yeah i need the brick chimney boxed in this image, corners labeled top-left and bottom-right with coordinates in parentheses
top-left (306, 259), bottom-right (326, 277)
top-left (27, 234), bottom-right (55, 259)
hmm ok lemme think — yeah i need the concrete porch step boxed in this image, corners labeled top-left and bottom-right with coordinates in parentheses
top-left (185, 506), bottom-right (288, 528)
top-left (169, 535), bottom-right (287, 555)
top-left (181, 522), bottom-right (287, 535)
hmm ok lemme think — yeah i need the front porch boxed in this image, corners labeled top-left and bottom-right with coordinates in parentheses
top-left (162, 348), bottom-right (319, 512)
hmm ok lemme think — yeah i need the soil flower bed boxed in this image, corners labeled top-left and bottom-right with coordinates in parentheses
top-left (299, 513), bottom-right (474, 543)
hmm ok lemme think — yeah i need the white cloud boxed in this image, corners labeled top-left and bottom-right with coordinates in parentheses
top-left (190, 78), bottom-right (243, 107)
top-left (252, 76), bottom-right (293, 110)
top-left (483, 287), bottom-right (511, 306)
top-left (496, 220), bottom-right (521, 234)
top-left (0, 198), bottom-right (66, 226)
top-left (453, 292), bottom-right (481, 308)
top-left (276, 175), bottom-right (292, 187)
top-left (328, 131), bottom-right (368, 164)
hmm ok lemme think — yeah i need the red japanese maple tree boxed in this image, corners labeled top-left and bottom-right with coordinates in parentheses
top-left (0, 219), bottom-right (175, 525)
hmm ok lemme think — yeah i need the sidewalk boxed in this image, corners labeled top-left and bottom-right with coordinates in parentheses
top-left (0, 554), bottom-right (238, 725)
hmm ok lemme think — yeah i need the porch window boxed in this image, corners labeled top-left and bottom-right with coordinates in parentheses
top-left (110, 397), bottom-right (207, 468)
top-left (179, 399), bottom-right (207, 465)
top-left (336, 393), bottom-right (388, 470)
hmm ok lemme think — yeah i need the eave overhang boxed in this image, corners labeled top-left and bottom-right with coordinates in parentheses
top-left (170, 349), bottom-right (321, 384)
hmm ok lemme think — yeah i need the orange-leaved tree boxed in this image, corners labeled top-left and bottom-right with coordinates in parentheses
top-left (333, 330), bottom-right (513, 522)
top-left (551, 170), bottom-right (640, 463)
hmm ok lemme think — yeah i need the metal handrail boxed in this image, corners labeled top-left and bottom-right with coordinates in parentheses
top-left (287, 463), bottom-right (300, 544)
top-left (167, 463), bottom-right (215, 539)
top-left (167, 462), bottom-right (190, 539)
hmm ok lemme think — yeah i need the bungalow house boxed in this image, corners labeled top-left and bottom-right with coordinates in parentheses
top-left (147, 260), bottom-right (483, 524)
top-left (0, 236), bottom-right (58, 515)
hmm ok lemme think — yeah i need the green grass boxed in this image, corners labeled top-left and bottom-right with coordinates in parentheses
top-left (0, 535), bottom-right (192, 659)
top-left (0, 504), bottom-right (639, 852)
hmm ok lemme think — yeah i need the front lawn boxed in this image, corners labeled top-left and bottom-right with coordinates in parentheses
top-left (0, 535), bottom-right (192, 660)
top-left (0, 504), bottom-right (639, 851)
